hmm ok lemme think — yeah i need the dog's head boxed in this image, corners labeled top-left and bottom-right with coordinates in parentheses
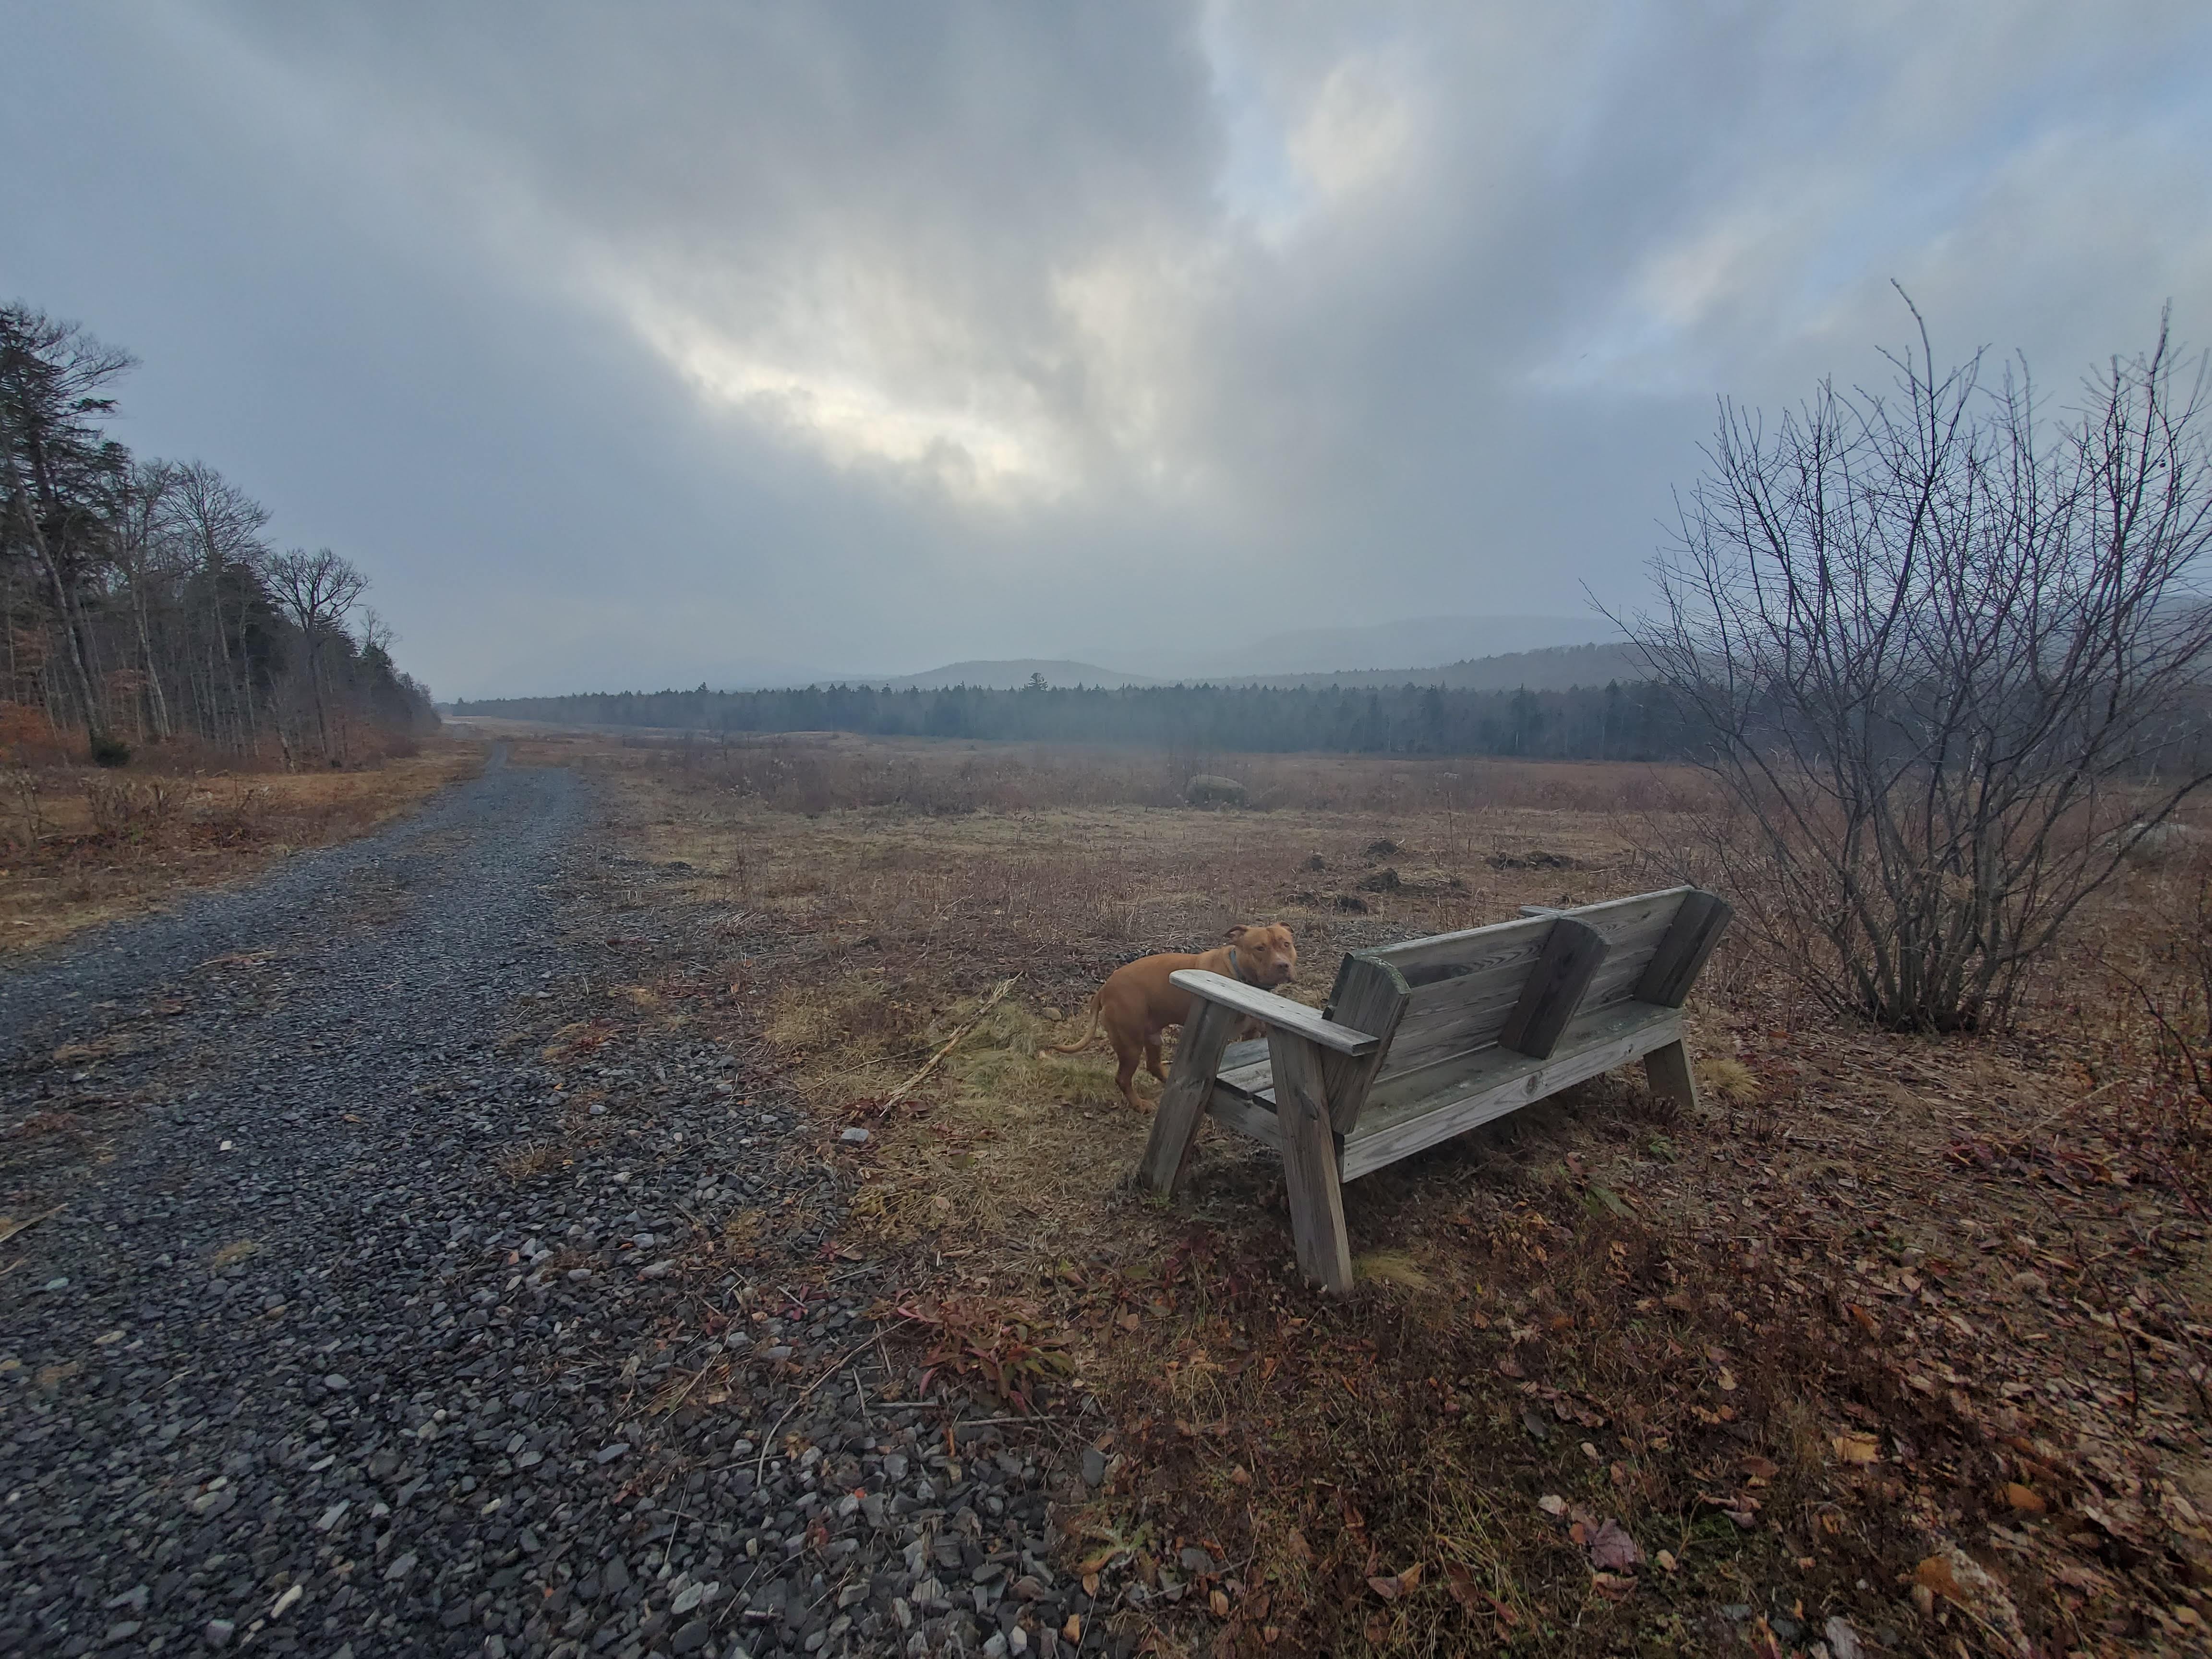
top-left (1226, 923), bottom-right (1297, 985)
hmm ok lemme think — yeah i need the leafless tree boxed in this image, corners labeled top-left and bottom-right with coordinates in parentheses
top-left (111, 459), bottom-right (180, 740)
top-left (164, 460), bottom-right (272, 749)
top-left (0, 304), bottom-right (135, 750)
top-left (1627, 298), bottom-right (2212, 1031)
top-left (264, 547), bottom-right (368, 762)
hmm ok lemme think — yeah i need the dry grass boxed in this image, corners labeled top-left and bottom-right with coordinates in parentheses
top-left (577, 729), bottom-right (2212, 1656)
top-left (496, 1140), bottom-right (570, 1183)
top-left (0, 742), bottom-right (483, 953)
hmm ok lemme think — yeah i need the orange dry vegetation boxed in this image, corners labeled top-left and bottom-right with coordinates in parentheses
top-left (587, 730), bottom-right (2210, 1656)
top-left (0, 743), bottom-right (484, 953)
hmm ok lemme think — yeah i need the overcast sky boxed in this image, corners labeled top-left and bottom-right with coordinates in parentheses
top-left (7, 2), bottom-right (2211, 697)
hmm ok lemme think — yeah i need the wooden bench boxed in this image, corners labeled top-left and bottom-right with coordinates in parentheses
top-left (1133, 886), bottom-right (1732, 1293)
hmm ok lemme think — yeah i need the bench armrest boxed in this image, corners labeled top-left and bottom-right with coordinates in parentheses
top-left (1170, 970), bottom-right (1379, 1057)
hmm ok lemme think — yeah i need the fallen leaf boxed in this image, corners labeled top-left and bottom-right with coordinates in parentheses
top-left (1443, 1563), bottom-right (1481, 1615)
top-left (1655, 1550), bottom-right (1679, 1572)
top-left (1715, 1366), bottom-right (1738, 1392)
top-left (1396, 1563), bottom-right (1421, 1591)
top-left (1845, 1302), bottom-right (1881, 1336)
top-left (1367, 1575), bottom-right (1403, 1601)
top-left (1832, 1432), bottom-right (1881, 1465)
top-left (1589, 1570), bottom-right (1637, 1598)
top-left (1913, 1554), bottom-right (1966, 1605)
top-left (1739, 1454), bottom-right (1780, 1480)
top-left (1209, 1589), bottom-right (1229, 1618)
top-left (1538, 1494), bottom-right (1567, 1517)
top-left (2001, 1482), bottom-right (2046, 1515)
top-left (1587, 1519), bottom-right (1642, 1572)
top-left (1285, 1528), bottom-right (1313, 1565)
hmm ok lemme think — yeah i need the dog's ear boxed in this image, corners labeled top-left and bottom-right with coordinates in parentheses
top-left (1224, 924), bottom-right (1249, 942)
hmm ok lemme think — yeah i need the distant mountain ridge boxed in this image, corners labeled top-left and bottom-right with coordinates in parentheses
top-left (1230, 640), bottom-right (1645, 691)
top-left (1076, 614), bottom-right (1612, 679)
top-left (842, 641), bottom-right (1644, 694)
top-left (872, 658), bottom-right (1162, 690)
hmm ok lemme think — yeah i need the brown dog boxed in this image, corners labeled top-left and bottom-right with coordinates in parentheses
top-left (1049, 924), bottom-right (1298, 1111)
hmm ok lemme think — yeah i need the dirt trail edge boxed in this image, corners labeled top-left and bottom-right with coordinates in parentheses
top-left (1, 751), bottom-right (1085, 1659)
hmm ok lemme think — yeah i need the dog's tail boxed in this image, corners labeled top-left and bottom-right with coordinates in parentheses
top-left (1044, 990), bottom-right (1103, 1054)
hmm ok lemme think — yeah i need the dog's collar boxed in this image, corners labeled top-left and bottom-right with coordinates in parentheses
top-left (1229, 946), bottom-right (1260, 986)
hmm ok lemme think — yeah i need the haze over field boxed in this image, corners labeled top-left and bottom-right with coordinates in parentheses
top-left (6, 2), bottom-right (2209, 699)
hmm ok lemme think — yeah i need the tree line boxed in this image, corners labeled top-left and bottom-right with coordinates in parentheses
top-left (451, 677), bottom-right (1694, 760)
top-left (1, 301), bottom-right (438, 767)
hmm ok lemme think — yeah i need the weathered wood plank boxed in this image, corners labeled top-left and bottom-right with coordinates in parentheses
top-left (1219, 1036), bottom-right (1268, 1073)
top-left (1401, 950), bottom-right (1544, 1017)
top-left (1379, 916), bottom-right (1551, 986)
top-left (1368, 914), bottom-right (1673, 1079)
top-left (1369, 888), bottom-right (1688, 978)
top-left (1341, 1003), bottom-right (1682, 1180)
top-left (1135, 998), bottom-right (1242, 1197)
top-left (1270, 1029), bottom-right (1353, 1294)
top-left (1497, 918), bottom-right (1610, 1059)
top-left (1206, 1081), bottom-right (1283, 1150)
top-left (1642, 1037), bottom-right (1700, 1111)
top-left (1169, 970), bottom-right (1378, 1056)
top-left (1359, 997), bottom-right (1679, 1118)
top-left (1635, 889), bottom-right (1734, 1008)
top-left (1319, 954), bottom-right (1410, 1133)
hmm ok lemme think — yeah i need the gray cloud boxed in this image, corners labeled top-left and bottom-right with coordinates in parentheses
top-left (6, 1), bottom-right (2208, 696)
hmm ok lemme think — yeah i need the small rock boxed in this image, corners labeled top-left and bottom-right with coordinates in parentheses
top-left (384, 1551), bottom-right (418, 1582)
top-left (203, 1619), bottom-right (236, 1648)
top-left (596, 1443), bottom-right (631, 1463)
top-left (638, 1260), bottom-right (674, 1279)
top-left (671, 1619), bottom-right (712, 1654)
top-left (1080, 1448), bottom-right (1105, 1487)
top-left (840, 1128), bottom-right (870, 1144)
top-left (1824, 1618), bottom-right (1864, 1659)
top-left (322, 1373), bottom-right (350, 1391)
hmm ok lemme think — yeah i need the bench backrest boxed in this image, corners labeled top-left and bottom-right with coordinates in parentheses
top-left (1317, 885), bottom-right (1729, 1129)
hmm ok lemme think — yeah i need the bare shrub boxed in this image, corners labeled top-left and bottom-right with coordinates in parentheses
top-left (82, 776), bottom-right (180, 847)
top-left (1632, 302), bottom-right (2212, 1030)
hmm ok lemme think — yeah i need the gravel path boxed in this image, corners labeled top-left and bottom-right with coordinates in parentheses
top-left (1, 753), bottom-right (1115, 1659)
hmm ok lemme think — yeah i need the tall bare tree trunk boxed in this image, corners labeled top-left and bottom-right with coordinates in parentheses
top-left (4, 468), bottom-right (107, 749)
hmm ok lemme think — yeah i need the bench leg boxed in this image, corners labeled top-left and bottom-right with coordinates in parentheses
top-left (1268, 1029), bottom-right (1353, 1295)
top-left (1643, 1037), bottom-right (1699, 1112)
top-left (1135, 999), bottom-right (1240, 1198)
